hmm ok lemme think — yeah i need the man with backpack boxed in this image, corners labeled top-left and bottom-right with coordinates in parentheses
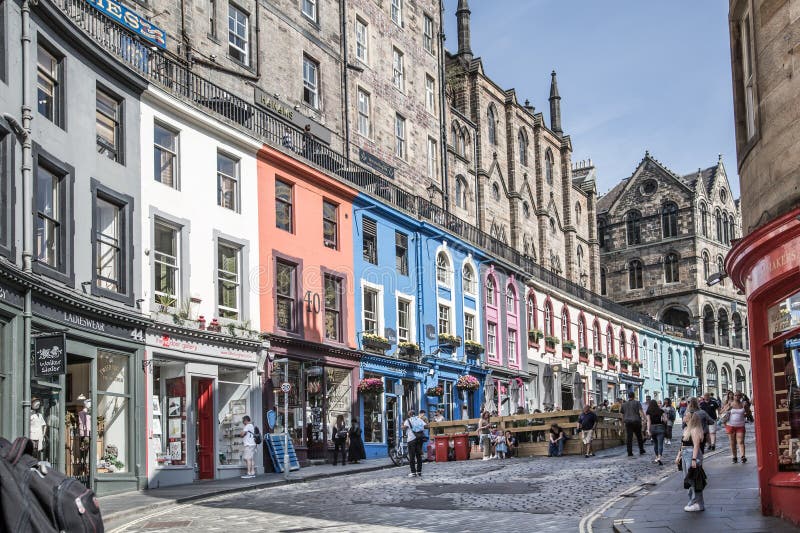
top-left (662, 398), bottom-right (677, 446)
top-left (240, 415), bottom-right (260, 478)
top-left (403, 409), bottom-right (427, 477)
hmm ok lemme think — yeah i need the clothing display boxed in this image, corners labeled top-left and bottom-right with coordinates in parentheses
top-left (30, 412), bottom-right (47, 451)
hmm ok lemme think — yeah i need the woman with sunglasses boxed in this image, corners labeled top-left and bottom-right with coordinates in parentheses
top-left (720, 392), bottom-right (752, 463)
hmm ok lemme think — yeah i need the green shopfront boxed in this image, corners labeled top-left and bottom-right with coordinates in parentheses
top-left (666, 372), bottom-right (698, 403)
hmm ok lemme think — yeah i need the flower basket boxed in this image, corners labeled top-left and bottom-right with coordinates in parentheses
top-left (464, 340), bottom-right (485, 355)
top-left (456, 375), bottom-right (480, 391)
top-left (358, 378), bottom-right (384, 394)
top-left (362, 333), bottom-right (391, 352)
top-left (528, 329), bottom-right (543, 343)
top-left (579, 347), bottom-right (590, 356)
top-left (426, 386), bottom-right (443, 398)
top-left (438, 334), bottom-right (462, 348)
top-left (398, 342), bottom-right (420, 357)
top-left (544, 336), bottom-right (560, 350)
top-left (593, 353), bottom-right (604, 367)
top-left (607, 354), bottom-right (618, 365)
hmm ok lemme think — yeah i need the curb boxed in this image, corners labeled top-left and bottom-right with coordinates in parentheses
top-left (104, 462), bottom-right (396, 528)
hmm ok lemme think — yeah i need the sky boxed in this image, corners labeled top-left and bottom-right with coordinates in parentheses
top-left (442, 0), bottom-right (740, 198)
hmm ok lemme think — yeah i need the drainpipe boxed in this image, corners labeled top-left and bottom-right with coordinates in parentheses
top-left (21, 0), bottom-right (33, 438)
top-left (436, 0), bottom-right (449, 210)
top-left (415, 231), bottom-right (425, 358)
top-left (339, 0), bottom-right (351, 166)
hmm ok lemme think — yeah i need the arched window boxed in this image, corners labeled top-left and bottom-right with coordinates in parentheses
top-left (592, 320), bottom-right (601, 352)
top-left (598, 219), bottom-right (607, 248)
top-left (522, 201), bottom-right (530, 219)
top-left (561, 308), bottom-right (571, 341)
top-left (545, 149), bottom-right (554, 185)
top-left (527, 294), bottom-right (537, 330)
top-left (577, 246), bottom-right (584, 271)
top-left (606, 325), bottom-right (614, 355)
top-left (487, 105), bottom-right (497, 145)
top-left (630, 333), bottom-right (638, 361)
top-left (653, 343), bottom-right (660, 373)
top-left (732, 312), bottom-right (743, 349)
top-left (451, 124), bottom-right (458, 147)
top-left (462, 264), bottom-right (476, 294)
top-left (436, 252), bottom-right (451, 285)
top-left (682, 352), bottom-right (689, 374)
top-left (722, 212), bottom-right (729, 244)
top-left (662, 202), bottom-right (678, 238)
top-left (506, 285), bottom-right (516, 314)
top-left (703, 305), bottom-right (715, 344)
top-left (619, 330), bottom-right (627, 359)
top-left (718, 308), bottom-right (730, 347)
top-left (629, 259), bottom-right (643, 289)
top-left (518, 129), bottom-right (528, 166)
top-left (706, 360), bottom-right (719, 395)
top-left (735, 365), bottom-right (746, 393)
top-left (667, 348), bottom-right (674, 371)
top-left (600, 268), bottom-right (607, 295)
top-left (544, 300), bottom-right (553, 335)
top-left (702, 251), bottom-right (710, 281)
top-left (486, 275), bottom-right (497, 306)
top-left (642, 340), bottom-right (648, 370)
top-left (715, 209), bottom-right (723, 241)
top-left (664, 253), bottom-right (679, 283)
top-left (455, 175), bottom-right (468, 209)
top-left (626, 210), bottom-right (642, 245)
top-left (721, 365), bottom-right (731, 394)
top-left (578, 316), bottom-right (586, 349)
top-left (575, 202), bottom-right (582, 221)
top-left (700, 203), bottom-right (708, 236)
top-left (717, 256), bottom-right (725, 286)
top-left (729, 218), bottom-right (736, 241)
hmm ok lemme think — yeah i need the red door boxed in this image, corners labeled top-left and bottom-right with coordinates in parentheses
top-left (197, 378), bottom-right (215, 480)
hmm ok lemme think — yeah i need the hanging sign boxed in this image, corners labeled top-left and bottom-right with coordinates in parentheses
top-left (85, 0), bottom-right (167, 49)
top-left (34, 333), bottom-right (67, 376)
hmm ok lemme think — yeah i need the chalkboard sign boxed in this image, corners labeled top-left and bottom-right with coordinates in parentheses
top-left (34, 333), bottom-right (66, 376)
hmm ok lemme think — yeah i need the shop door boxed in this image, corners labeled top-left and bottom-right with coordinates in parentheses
top-left (196, 378), bottom-right (214, 480)
top-left (65, 355), bottom-right (92, 489)
top-left (386, 396), bottom-right (398, 451)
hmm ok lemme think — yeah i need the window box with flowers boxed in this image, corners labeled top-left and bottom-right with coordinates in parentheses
top-left (528, 329), bottom-right (543, 345)
top-left (464, 340), bottom-right (485, 356)
top-left (455, 375), bottom-right (480, 392)
top-left (426, 386), bottom-right (443, 400)
top-left (607, 354), bottom-right (619, 367)
top-left (362, 333), bottom-right (391, 353)
top-left (438, 333), bottom-right (462, 348)
top-left (631, 362), bottom-right (640, 376)
top-left (620, 359), bottom-right (629, 373)
top-left (544, 335), bottom-right (560, 352)
top-left (562, 339), bottom-right (576, 356)
top-left (578, 346), bottom-right (590, 362)
top-left (398, 342), bottom-right (420, 360)
top-left (358, 378), bottom-right (385, 395)
top-left (593, 352), bottom-right (604, 367)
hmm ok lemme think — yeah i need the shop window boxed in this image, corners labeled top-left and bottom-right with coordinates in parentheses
top-left (218, 366), bottom-right (251, 466)
top-left (325, 367), bottom-right (352, 445)
top-left (768, 291), bottom-right (800, 471)
top-left (96, 351), bottom-right (130, 473)
top-left (363, 373), bottom-right (383, 443)
top-left (152, 361), bottom-right (186, 466)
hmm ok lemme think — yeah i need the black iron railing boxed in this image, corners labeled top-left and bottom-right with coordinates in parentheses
top-left (54, 0), bottom-right (672, 332)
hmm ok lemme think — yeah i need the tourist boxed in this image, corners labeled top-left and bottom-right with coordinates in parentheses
top-left (678, 397), bottom-right (688, 418)
top-left (720, 392), bottom-right (752, 463)
top-left (433, 410), bottom-right (445, 423)
top-left (621, 392), bottom-right (646, 456)
top-left (239, 415), bottom-right (257, 479)
top-left (548, 423), bottom-right (567, 457)
top-left (494, 429), bottom-right (508, 459)
top-left (577, 404), bottom-right (597, 458)
top-left (478, 411), bottom-right (492, 460)
top-left (505, 431), bottom-right (519, 458)
top-left (645, 400), bottom-right (666, 465)
top-left (331, 414), bottom-right (348, 466)
top-left (347, 417), bottom-right (367, 464)
top-left (662, 398), bottom-right (677, 446)
top-left (403, 410), bottom-right (426, 477)
top-left (699, 392), bottom-right (721, 451)
top-left (685, 397), bottom-right (710, 451)
top-left (675, 410), bottom-right (707, 512)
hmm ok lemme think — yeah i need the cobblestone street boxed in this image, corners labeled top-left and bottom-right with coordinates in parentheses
top-left (111, 444), bottom-right (677, 533)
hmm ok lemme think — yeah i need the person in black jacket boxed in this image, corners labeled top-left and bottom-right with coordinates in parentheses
top-left (347, 418), bottom-right (367, 464)
top-left (331, 414), bottom-right (348, 466)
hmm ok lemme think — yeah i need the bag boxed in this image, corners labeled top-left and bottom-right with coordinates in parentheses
top-left (252, 426), bottom-right (262, 445)
top-left (668, 408), bottom-right (676, 422)
top-left (336, 429), bottom-right (348, 439)
top-left (0, 437), bottom-right (104, 533)
top-left (719, 411), bottom-right (731, 426)
top-left (676, 455), bottom-right (683, 471)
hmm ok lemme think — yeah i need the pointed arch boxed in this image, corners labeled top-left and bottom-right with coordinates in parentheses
top-left (487, 104), bottom-right (498, 145)
top-left (517, 128), bottom-right (528, 166)
top-left (592, 319), bottom-right (601, 353)
top-left (526, 291), bottom-right (537, 332)
top-left (577, 312), bottom-right (587, 351)
top-left (561, 306), bottom-right (571, 341)
top-left (545, 148), bottom-right (555, 185)
top-left (543, 296), bottom-right (554, 336)
top-left (606, 323), bottom-right (615, 355)
top-left (455, 174), bottom-right (469, 209)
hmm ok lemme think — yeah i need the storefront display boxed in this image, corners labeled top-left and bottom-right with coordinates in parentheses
top-left (217, 367), bottom-right (251, 466)
top-left (362, 374), bottom-right (383, 443)
top-left (152, 363), bottom-right (187, 466)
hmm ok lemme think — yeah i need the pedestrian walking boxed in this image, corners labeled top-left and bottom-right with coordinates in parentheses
top-left (675, 410), bottom-right (707, 512)
top-left (347, 418), bottom-right (367, 464)
top-left (239, 415), bottom-right (257, 478)
top-left (720, 392), bottom-right (752, 463)
top-left (645, 400), bottom-right (666, 465)
top-left (699, 392), bottom-right (721, 451)
top-left (403, 410), bottom-right (427, 477)
top-left (478, 411), bottom-right (492, 460)
top-left (331, 414), bottom-right (348, 466)
top-left (548, 423), bottom-right (567, 457)
top-left (621, 392), bottom-right (646, 456)
top-left (662, 398), bottom-right (677, 445)
top-left (577, 404), bottom-right (597, 458)
top-left (678, 397), bottom-right (688, 418)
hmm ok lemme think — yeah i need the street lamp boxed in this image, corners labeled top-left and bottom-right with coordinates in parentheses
top-left (273, 357), bottom-right (290, 480)
top-left (706, 272), bottom-right (728, 287)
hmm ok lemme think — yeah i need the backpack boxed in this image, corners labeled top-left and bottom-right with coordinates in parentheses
top-left (252, 426), bottom-right (262, 445)
top-left (668, 407), bottom-right (676, 422)
top-left (0, 437), bottom-right (104, 533)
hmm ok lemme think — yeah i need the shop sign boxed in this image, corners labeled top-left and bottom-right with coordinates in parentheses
top-left (0, 282), bottom-right (23, 309)
top-left (148, 332), bottom-right (257, 362)
top-left (34, 333), bottom-right (66, 376)
top-left (84, 0), bottom-right (166, 48)
top-left (32, 299), bottom-right (139, 341)
top-left (253, 88), bottom-right (332, 144)
top-left (358, 148), bottom-right (395, 180)
top-left (748, 241), bottom-right (800, 294)
top-left (666, 373), bottom-right (695, 386)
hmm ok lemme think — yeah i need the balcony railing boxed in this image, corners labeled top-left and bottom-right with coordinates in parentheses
top-left (54, 0), bottom-right (675, 333)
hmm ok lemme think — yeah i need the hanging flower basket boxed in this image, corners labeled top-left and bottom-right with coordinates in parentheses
top-left (464, 340), bottom-right (485, 355)
top-left (456, 375), bottom-right (480, 391)
top-left (426, 386), bottom-right (443, 397)
top-left (562, 340), bottom-right (576, 351)
top-left (362, 333), bottom-right (391, 352)
top-left (438, 334), bottom-right (462, 348)
top-left (358, 378), bottom-right (384, 394)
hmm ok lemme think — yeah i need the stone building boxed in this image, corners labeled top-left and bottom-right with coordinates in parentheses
top-left (443, 0), bottom-right (600, 292)
top-left (597, 152), bottom-right (750, 397)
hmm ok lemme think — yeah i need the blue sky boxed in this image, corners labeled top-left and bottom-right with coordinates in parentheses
top-left (442, 0), bottom-right (739, 198)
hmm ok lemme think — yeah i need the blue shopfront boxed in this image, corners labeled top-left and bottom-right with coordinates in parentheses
top-left (665, 372), bottom-right (698, 402)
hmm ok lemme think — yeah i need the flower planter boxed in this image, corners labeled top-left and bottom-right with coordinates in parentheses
top-left (464, 342), bottom-right (485, 356)
top-left (363, 336), bottom-right (391, 353)
top-left (398, 344), bottom-right (421, 360)
top-left (593, 356), bottom-right (603, 368)
top-left (439, 335), bottom-right (462, 348)
top-left (528, 330), bottom-right (543, 346)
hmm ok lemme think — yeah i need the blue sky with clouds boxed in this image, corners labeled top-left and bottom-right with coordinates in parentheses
top-left (442, 0), bottom-right (739, 197)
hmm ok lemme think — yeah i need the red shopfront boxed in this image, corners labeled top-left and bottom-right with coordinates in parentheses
top-left (726, 207), bottom-right (800, 526)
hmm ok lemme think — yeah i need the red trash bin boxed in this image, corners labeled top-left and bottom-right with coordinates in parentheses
top-left (434, 435), bottom-right (450, 462)
top-left (452, 433), bottom-right (469, 461)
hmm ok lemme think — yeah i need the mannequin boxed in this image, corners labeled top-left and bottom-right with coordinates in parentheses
top-left (29, 398), bottom-right (47, 457)
top-left (79, 398), bottom-right (91, 438)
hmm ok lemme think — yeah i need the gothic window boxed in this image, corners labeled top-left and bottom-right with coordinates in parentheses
top-left (522, 201), bottom-right (530, 219)
top-left (455, 175), bottom-right (468, 209)
top-left (492, 182), bottom-right (500, 201)
top-left (717, 256), bottom-right (725, 286)
top-left (527, 293), bottom-right (537, 330)
top-left (715, 208), bottom-right (723, 241)
top-left (619, 330), bottom-right (627, 359)
top-left (662, 201), bottom-right (678, 238)
top-left (561, 308), bottom-right (570, 341)
top-left (729, 218), bottom-right (736, 241)
top-left (592, 321), bottom-right (601, 352)
top-left (545, 149), bottom-right (554, 185)
top-left (598, 218), bottom-right (607, 248)
top-left (487, 105), bottom-right (497, 145)
top-left (664, 253), bottom-right (679, 283)
top-left (577, 245), bottom-right (584, 271)
top-left (700, 203), bottom-right (708, 236)
top-left (486, 275), bottom-right (497, 306)
top-left (600, 267), bottom-right (607, 295)
top-left (575, 202), bottom-right (582, 221)
top-left (578, 315), bottom-right (587, 349)
top-left (722, 212), bottom-right (729, 244)
top-left (703, 305), bottom-right (716, 344)
top-left (544, 300), bottom-right (553, 335)
top-left (629, 259), bottom-right (643, 289)
top-left (518, 129), bottom-right (528, 166)
top-left (626, 210), bottom-right (642, 245)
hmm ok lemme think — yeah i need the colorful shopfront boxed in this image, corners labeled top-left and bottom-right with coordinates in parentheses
top-left (726, 208), bottom-right (800, 525)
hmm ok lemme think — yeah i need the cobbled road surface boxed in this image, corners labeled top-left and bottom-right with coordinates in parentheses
top-left (112, 443), bottom-right (678, 533)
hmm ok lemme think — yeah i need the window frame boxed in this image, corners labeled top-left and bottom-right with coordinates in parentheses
top-left (216, 240), bottom-right (242, 320)
top-left (664, 253), bottom-right (680, 284)
top-left (275, 258), bottom-right (299, 333)
top-left (518, 129), bottom-right (527, 166)
top-left (0, 126), bottom-right (15, 260)
top-left (437, 303), bottom-right (451, 335)
top-left (362, 217), bottom-right (377, 264)
top-left (662, 202), bottom-right (678, 238)
top-left (395, 231), bottom-right (408, 276)
top-left (303, 54), bottom-right (320, 109)
top-left (322, 199), bottom-right (338, 250)
top-left (275, 178), bottom-right (294, 233)
top-left (91, 180), bottom-right (134, 304)
top-left (227, 3), bottom-right (249, 64)
top-left (464, 312), bottom-right (475, 342)
top-left (397, 297), bottom-right (412, 342)
top-left (152, 217), bottom-right (182, 309)
top-left (394, 114), bottom-right (406, 159)
top-left (301, 0), bottom-right (317, 23)
top-left (740, 10), bottom-right (756, 140)
top-left (507, 328), bottom-right (518, 367)
top-left (391, 0), bottom-right (402, 27)
top-left (423, 14), bottom-right (434, 53)
top-left (216, 151), bottom-right (240, 212)
top-left (629, 259), bottom-right (644, 290)
top-left (462, 264), bottom-right (476, 295)
top-left (487, 106), bottom-right (497, 145)
top-left (153, 121), bottom-right (179, 189)
top-left (323, 274), bottom-right (343, 342)
top-left (392, 48), bottom-right (404, 92)
top-left (355, 17), bottom-right (368, 63)
top-left (626, 210), bottom-right (642, 245)
top-left (427, 137), bottom-right (437, 180)
top-left (425, 74), bottom-right (435, 113)
top-left (96, 85), bottom-right (124, 164)
top-left (356, 87), bottom-right (371, 137)
top-left (436, 252), bottom-right (451, 286)
top-left (36, 38), bottom-right (64, 128)
top-left (362, 285), bottom-right (381, 336)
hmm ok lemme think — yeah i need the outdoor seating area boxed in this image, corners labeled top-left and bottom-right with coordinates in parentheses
top-left (429, 410), bottom-right (624, 457)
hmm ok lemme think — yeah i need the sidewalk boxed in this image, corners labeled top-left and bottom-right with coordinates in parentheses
top-left (100, 459), bottom-right (394, 529)
top-left (589, 436), bottom-right (799, 532)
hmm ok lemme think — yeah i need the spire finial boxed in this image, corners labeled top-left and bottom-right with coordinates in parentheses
top-left (645, 150), bottom-right (650, 158)
top-left (549, 71), bottom-right (562, 134)
top-left (718, 153), bottom-right (723, 163)
top-left (456, 0), bottom-right (473, 62)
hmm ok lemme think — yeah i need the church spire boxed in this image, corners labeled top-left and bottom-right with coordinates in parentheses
top-left (549, 70), bottom-right (562, 134)
top-left (456, 0), bottom-right (473, 62)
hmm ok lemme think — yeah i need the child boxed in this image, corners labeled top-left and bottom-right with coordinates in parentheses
top-left (494, 430), bottom-right (508, 459)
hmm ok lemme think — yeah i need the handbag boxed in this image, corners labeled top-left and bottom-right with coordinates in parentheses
top-left (719, 411), bottom-right (731, 425)
top-left (676, 455), bottom-right (683, 471)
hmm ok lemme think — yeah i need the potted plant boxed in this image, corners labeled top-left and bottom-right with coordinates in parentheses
top-left (362, 333), bottom-right (391, 352)
top-left (455, 375), bottom-right (480, 391)
top-left (593, 351), bottom-right (604, 366)
top-left (607, 354), bottom-right (618, 366)
top-left (438, 333), bottom-right (462, 348)
top-left (528, 329), bottom-right (543, 344)
top-left (207, 318), bottom-right (222, 332)
top-left (562, 340), bottom-right (576, 352)
top-left (464, 340), bottom-right (485, 355)
top-left (398, 341), bottom-right (420, 358)
top-left (544, 336), bottom-right (560, 350)
top-left (358, 378), bottom-right (384, 394)
top-left (632, 362), bottom-right (641, 375)
top-left (426, 385), bottom-right (444, 398)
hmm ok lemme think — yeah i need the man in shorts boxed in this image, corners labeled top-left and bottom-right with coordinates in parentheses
top-left (240, 415), bottom-right (257, 478)
top-left (577, 405), bottom-right (598, 458)
top-left (700, 392), bottom-right (721, 451)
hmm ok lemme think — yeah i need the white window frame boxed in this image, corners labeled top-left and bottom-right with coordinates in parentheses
top-left (355, 18), bottom-right (368, 63)
top-left (153, 122), bottom-right (179, 189)
top-left (423, 14), bottom-right (434, 53)
top-left (216, 151), bottom-right (240, 212)
top-left (391, 0), bottom-right (402, 27)
top-left (395, 114), bottom-right (406, 159)
top-left (303, 55), bottom-right (320, 109)
top-left (487, 322), bottom-right (497, 358)
top-left (437, 302), bottom-right (451, 336)
top-left (361, 280), bottom-right (384, 337)
top-left (153, 220), bottom-right (180, 306)
top-left (227, 4), bottom-right (249, 64)
top-left (462, 264), bottom-right (476, 295)
top-left (396, 292), bottom-right (415, 343)
top-left (301, 0), bottom-right (317, 23)
top-left (217, 241), bottom-right (241, 320)
top-left (427, 137), bottom-right (437, 180)
top-left (392, 48), bottom-right (404, 91)
top-left (436, 251), bottom-right (451, 286)
top-left (464, 312), bottom-right (475, 342)
top-left (425, 75), bottom-right (435, 113)
top-left (357, 88), bottom-right (371, 137)
top-left (508, 328), bottom-right (518, 367)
